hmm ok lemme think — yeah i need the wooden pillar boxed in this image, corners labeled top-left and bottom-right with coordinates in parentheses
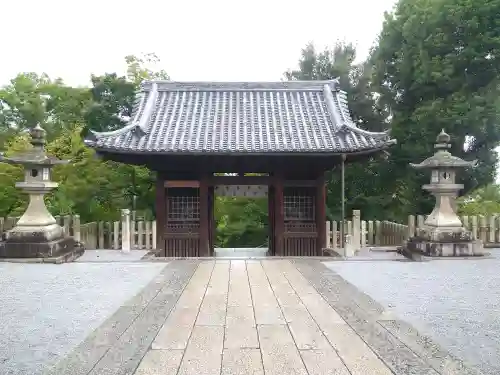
top-left (274, 175), bottom-right (284, 256)
top-left (155, 174), bottom-right (166, 256)
top-left (208, 185), bottom-right (215, 255)
top-left (268, 185), bottom-right (275, 256)
top-left (199, 174), bottom-right (210, 256)
top-left (316, 174), bottom-right (326, 255)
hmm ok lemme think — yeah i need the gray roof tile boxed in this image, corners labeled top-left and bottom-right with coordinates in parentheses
top-left (85, 80), bottom-right (395, 154)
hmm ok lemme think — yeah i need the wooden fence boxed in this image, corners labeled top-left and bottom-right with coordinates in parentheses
top-left (325, 219), bottom-right (408, 250)
top-left (0, 214), bottom-right (156, 251)
top-left (325, 214), bottom-right (500, 250)
top-left (2, 212), bottom-right (499, 252)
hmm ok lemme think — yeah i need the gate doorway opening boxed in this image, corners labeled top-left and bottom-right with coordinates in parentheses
top-left (213, 183), bottom-right (269, 257)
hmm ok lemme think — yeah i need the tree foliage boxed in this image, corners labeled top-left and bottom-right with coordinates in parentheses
top-left (0, 73), bottom-right (91, 141)
top-left (0, 54), bottom-right (161, 222)
top-left (371, 0), bottom-right (500, 219)
top-left (458, 184), bottom-right (500, 216)
top-left (84, 73), bottom-right (136, 133)
top-left (215, 197), bottom-right (268, 248)
top-left (286, 43), bottom-right (393, 220)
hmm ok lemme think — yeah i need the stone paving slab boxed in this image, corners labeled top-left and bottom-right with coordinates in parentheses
top-left (46, 259), bottom-right (484, 375)
top-left (300, 348), bottom-right (350, 375)
top-left (221, 349), bottom-right (264, 375)
top-left (43, 260), bottom-right (199, 375)
top-left (258, 324), bottom-right (308, 375)
top-left (134, 349), bottom-right (183, 375)
top-left (293, 259), bottom-right (483, 375)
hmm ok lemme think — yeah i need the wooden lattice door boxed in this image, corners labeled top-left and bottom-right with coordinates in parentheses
top-left (164, 187), bottom-right (201, 257)
top-left (282, 187), bottom-right (318, 256)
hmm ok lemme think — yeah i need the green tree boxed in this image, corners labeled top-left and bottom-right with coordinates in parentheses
top-left (286, 42), bottom-right (391, 219)
top-left (45, 126), bottom-right (126, 221)
top-left (458, 184), bottom-right (500, 216)
top-left (0, 73), bottom-right (51, 130)
top-left (371, 0), bottom-right (500, 219)
top-left (0, 53), bottom-right (169, 222)
top-left (125, 53), bottom-right (170, 86)
top-left (0, 73), bottom-right (90, 140)
top-left (83, 73), bottom-right (136, 133)
top-left (84, 53), bottom-right (169, 133)
top-left (0, 133), bottom-right (31, 217)
top-left (215, 197), bottom-right (269, 248)
top-left (83, 54), bottom-right (169, 214)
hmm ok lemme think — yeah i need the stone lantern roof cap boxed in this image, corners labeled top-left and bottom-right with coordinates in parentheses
top-left (409, 129), bottom-right (478, 170)
top-left (0, 124), bottom-right (69, 166)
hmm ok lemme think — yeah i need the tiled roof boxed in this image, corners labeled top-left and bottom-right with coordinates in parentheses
top-left (84, 80), bottom-right (395, 154)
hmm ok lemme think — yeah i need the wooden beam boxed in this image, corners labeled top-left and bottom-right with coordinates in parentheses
top-left (209, 175), bottom-right (270, 185)
top-left (209, 175), bottom-right (316, 186)
top-left (284, 180), bottom-right (317, 187)
top-left (164, 180), bottom-right (200, 188)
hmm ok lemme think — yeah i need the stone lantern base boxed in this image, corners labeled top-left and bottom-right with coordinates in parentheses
top-left (0, 223), bottom-right (85, 263)
top-left (399, 226), bottom-right (485, 261)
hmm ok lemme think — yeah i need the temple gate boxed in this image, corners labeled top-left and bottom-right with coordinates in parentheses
top-left (85, 80), bottom-right (395, 257)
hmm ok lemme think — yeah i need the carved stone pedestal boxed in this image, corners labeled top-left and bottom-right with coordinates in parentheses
top-left (401, 227), bottom-right (484, 260)
top-left (0, 224), bottom-right (84, 261)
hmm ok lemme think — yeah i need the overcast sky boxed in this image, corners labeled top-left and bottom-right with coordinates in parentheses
top-left (1, 0), bottom-right (397, 86)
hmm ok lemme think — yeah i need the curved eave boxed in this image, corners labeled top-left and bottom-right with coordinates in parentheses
top-left (86, 139), bottom-right (396, 158)
top-left (84, 130), bottom-right (395, 155)
top-left (85, 82), bottom-right (159, 143)
top-left (323, 81), bottom-right (391, 141)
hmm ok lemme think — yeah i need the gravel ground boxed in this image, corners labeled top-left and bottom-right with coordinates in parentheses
top-left (76, 250), bottom-right (150, 262)
top-left (325, 251), bottom-right (500, 375)
top-left (0, 261), bottom-right (167, 375)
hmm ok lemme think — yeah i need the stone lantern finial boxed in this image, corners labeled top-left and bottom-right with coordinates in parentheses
top-left (435, 129), bottom-right (451, 149)
top-left (30, 123), bottom-right (47, 150)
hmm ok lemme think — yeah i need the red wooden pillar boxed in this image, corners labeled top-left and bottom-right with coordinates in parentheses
top-left (208, 185), bottom-right (215, 255)
top-left (315, 173), bottom-right (326, 255)
top-left (268, 185), bottom-right (275, 255)
top-left (274, 175), bottom-right (284, 256)
top-left (155, 174), bottom-right (166, 256)
top-left (199, 174), bottom-right (210, 256)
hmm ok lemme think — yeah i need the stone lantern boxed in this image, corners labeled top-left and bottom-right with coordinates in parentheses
top-left (0, 124), bottom-right (84, 261)
top-left (401, 129), bottom-right (484, 259)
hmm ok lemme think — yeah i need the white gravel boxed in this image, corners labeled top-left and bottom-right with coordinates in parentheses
top-left (76, 249), bottom-right (150, 262)
top-left (0, 261), bottom-right (167, 375)
top-left (325, 251), bottom-right (500, 375)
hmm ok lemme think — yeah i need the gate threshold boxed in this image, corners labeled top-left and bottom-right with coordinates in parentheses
top-left (214, 247), bottom-right (268, 258)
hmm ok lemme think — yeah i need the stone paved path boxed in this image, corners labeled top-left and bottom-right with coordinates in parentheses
top-left (46, 259), bottom-right (483, 375)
